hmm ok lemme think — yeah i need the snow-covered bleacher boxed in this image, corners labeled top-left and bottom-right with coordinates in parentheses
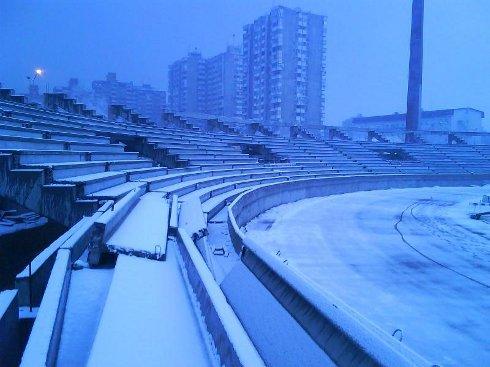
top-left (1, 88), bottom-right (490, 366)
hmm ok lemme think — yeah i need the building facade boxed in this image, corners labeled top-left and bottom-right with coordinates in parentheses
top-left (92, 73), bottom-right (166, 123)
top-left (342, 108), bottom-right (485, 132)
top-left (205, 46), bottom-right (244, 117)
top-left (168, 52), bottom-right (206, 114)
top-left (168, 47), bottom-right (243, 117)
top-left (242, 6), bottom-right (327, 127)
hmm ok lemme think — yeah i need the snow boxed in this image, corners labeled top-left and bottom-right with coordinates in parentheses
top-left (57, 267), bottom-right (114, 367)
top-left (21, 250), bottom-right (70, 367)
top-left (205, 208), bottom-right (240, 283)
top-left (88, 181), bottom-right (146, 198)
top-left (200, 187), bottom-right (248, 215)
top-left (0, 289), bottom-right (17, 315)
top-left (106, 192), bottom-right (169, 258)
top-left (177, 229), bottom-right (264, 366)
top-left (59, 170), bottom-right (124, 182)
top-left (244, 185), bottom-right (490, 367)
top-left (87, 248), bottom-right (211, 367)
top-left (0, 214), bottom-right (47, 236)
top-left (178, 195), bottom-right (207, 238)
top-left (220, 262), bottom-right (334, 367)
top-left (153, 175), bottom-right (223, 194)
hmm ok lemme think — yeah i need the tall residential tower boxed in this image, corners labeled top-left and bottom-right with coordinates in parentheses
top-left (242, 6), bottom-right (327, 127)
top-left (168, 47), bottom-right (243, 118)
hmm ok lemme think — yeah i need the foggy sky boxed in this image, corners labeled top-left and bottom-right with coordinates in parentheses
top-left (1, 0), bottom-right (489, 126)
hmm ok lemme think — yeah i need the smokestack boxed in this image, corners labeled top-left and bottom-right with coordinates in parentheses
top-left (405, 0), bottom-right (424, 143)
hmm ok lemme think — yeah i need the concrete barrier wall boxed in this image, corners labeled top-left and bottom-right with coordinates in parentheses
top-left (60, 200), bottom-right (114, 261)
top-left (15, 200), bottom-right (113, 307)
top-left (20, 249), bottom-right (71, 367)
top-left (15, 217), bottom-right (89, 307)
top-left (227, 173), bottom-right (490, 367)
top-left (93, 186), bottom-right (145, 243)
top-left (88, 187), bottom-right (145, 265)
top-left (0, 290), bottom-right (20, 367)
top-left (177, 228), bottom-right (264, 367)
top-left (229, 174), bottom-right (490, 232)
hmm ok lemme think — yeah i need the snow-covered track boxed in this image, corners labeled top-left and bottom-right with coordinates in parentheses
top-left (227, 173), bottom-right (490, 366)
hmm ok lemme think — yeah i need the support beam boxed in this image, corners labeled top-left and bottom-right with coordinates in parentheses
top-left (405, 0), bottom-right (424, 143)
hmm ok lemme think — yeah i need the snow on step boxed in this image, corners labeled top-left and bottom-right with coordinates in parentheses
top-left (57, 268), bottom-right (114, 367)
top-left (106, 192), bottom-right (169, 260)
top-left (87, 252), bottom-right (212, 367)
top-left (88, 181), bottom-right (147, 199)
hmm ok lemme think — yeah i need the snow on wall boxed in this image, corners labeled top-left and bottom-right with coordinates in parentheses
top-left (226, 174), bottom-right (490, 366)
top-left (21, 249), bottom-right (71, 367)
top-left (177, 228), bottom-right (265, 367)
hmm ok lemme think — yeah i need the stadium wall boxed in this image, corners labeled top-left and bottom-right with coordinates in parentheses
top-left (227, 173), bottom-right (490, 367)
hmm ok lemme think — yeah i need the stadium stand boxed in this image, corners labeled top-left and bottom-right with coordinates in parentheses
top-left (1, 88), bottom-right (489, 366)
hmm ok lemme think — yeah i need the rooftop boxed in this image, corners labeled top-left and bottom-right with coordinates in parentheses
top-left (350, 108), bottom-right (485, 124)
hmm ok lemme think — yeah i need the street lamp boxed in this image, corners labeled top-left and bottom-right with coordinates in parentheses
top-left (33, 68), bottom-right (44, 81)
top-left (27, 68), bottom-right (44, 84)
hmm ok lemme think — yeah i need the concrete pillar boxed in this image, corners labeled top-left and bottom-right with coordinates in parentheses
top-left (405, 0), bottom-right (424, 143)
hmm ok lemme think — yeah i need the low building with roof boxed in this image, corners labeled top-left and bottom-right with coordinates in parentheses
top-left (343, 108), bottom-right (485, 133)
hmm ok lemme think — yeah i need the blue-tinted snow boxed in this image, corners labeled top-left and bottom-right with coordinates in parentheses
top-left (245, 185), bottom-right (490, 367)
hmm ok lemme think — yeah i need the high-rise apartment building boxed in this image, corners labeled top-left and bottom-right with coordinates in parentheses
top-left (92, 73), bottom-right (166, 123)
top-left (205, 46), bottom-right (244, 117)
top-left (168, 47), bottom-right (243, 117)
top-left (168, 52), bottom-right (206, 114)
top-left (243, 6), bottom-right (327, 127)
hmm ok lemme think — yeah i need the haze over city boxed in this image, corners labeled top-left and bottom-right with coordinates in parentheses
top-left (1, 0), bottom-right (489, 125)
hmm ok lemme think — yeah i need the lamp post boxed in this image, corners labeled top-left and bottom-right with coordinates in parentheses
top-left (26, 68), bottom-right (45, 103)
top-left (27, 68), bottom-right (44, 85)
top-left (33, 68), bottom-right (44, 81)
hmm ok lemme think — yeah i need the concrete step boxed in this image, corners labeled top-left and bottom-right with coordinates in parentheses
top-left (107, 159), bottom-right (153, 171)
top-left (68, 141), bottom-right (125, 153)
top-left (188, 158), bottom-right (256, 165)
top-left (1, 149), bottom-right (88, 164)
top-left (0, 134), bottom-right (65, 150)
top-left (56, 171), bottom-right (128, 196)
top-left (90, 152), bottom-right (139, 161)
top-left (178, 153), bottom-right (248, 160)
top-left (24, 161), bottom-right (107, 180)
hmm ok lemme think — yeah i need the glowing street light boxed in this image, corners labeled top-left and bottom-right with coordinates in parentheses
top-left (33, 68), bottom-right (44, 81)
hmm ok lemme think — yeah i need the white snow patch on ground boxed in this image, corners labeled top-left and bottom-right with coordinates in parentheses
top-left (87, 245), bottom-right (211, 367)
top-left (107, 192), bottom-right (169, 257)
top-left (206, 208), bottom-right (240, 283)
top-left (57, 267), bottom-right (114, 367)
top-left (244, 185), bottom-right (490, 367)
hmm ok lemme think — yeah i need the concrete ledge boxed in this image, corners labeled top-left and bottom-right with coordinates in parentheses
top-left (169, 194), bottom-right (179, 233)
top-left (179, 196), bottom-right (207, 239)
top-left (177, 228), bottom-right (264, 367)
top-left (228, 173), bottom-right (490, 367)
top-left (60, 200), bottom-right (114, 261)
top-left (88, 186), bottom-right (146, 265)
top-left (94, 185), bottom-right (146, 243)
top-left (241, 238), bottom-right (428, 366)
top-left (0, 290), bottom-right (20, 367)
top-left (21, 249), bottom-right (71, 367)
top-left (229, 173), bottom-right (490, 232)
top-left (16, 200), bottom-right (113, 307)
top-left (15, 217), bottom-right (88, 307)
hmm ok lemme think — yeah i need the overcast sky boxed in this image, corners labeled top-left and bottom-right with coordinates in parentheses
top-left (0, 0), bottom-right (489, 125)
